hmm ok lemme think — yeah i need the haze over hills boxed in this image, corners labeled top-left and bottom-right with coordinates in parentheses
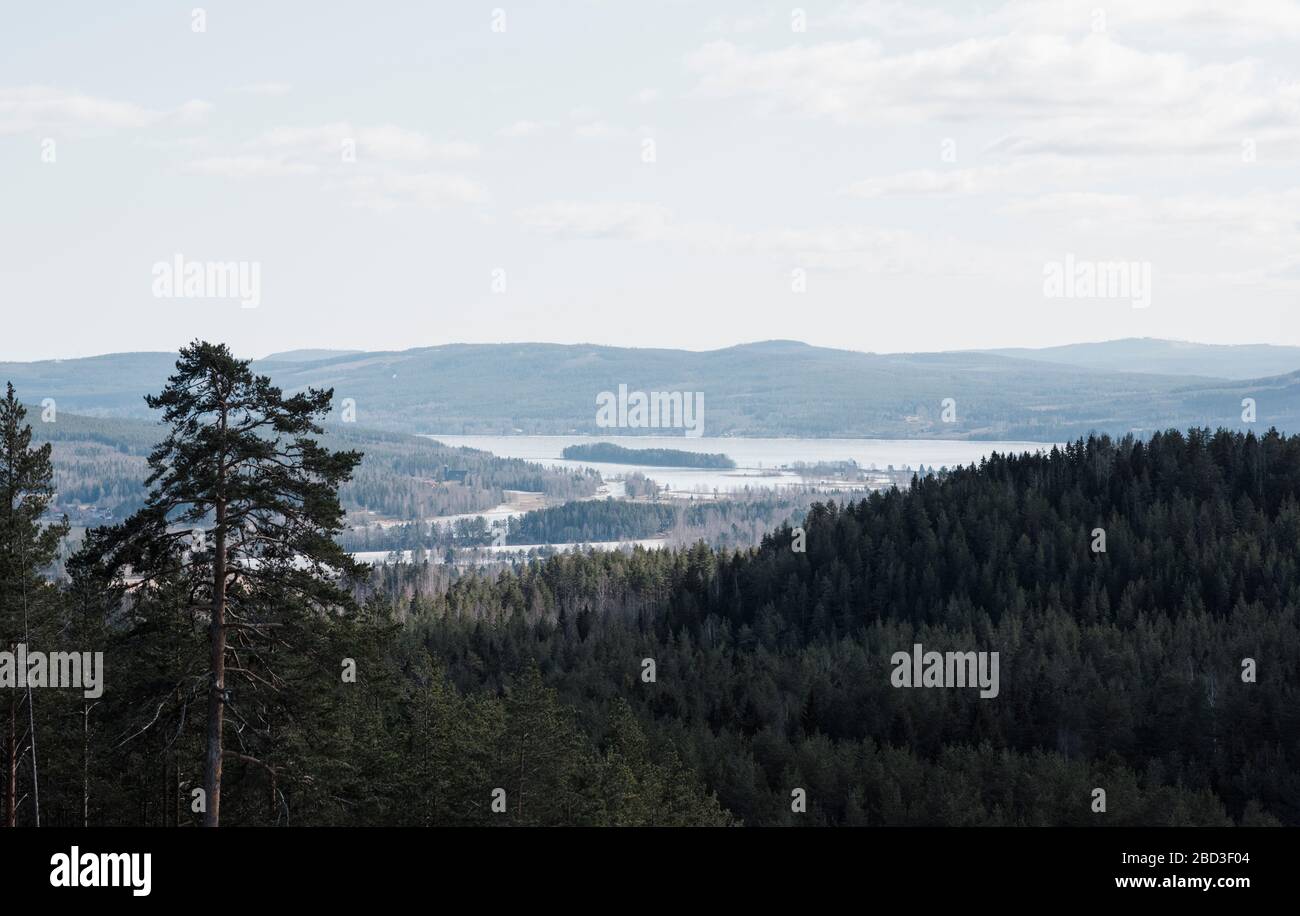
top-left (3, 338), bottom-right (1297, 440)
top-left (261, 348), bottom-right (366, 363)
top-left (981, 338), bottom-right (1300, 381)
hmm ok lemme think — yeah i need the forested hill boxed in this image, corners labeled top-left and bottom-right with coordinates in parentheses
top-left (5, 340), bottom-right (1299, 439)
top-left (399, 428), bottom-right (1300, 825)
top-left (26, 408), bottom-right (598, 528)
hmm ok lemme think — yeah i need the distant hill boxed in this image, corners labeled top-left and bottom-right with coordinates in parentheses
top-left (0, 351), bottom-right (178, 417)
top-left (982, 338), bottom-right (1300, 381)
top-left (3, 339), bottom-right (1298, 439)
top-left (260, 349), bottom-right (365, 363)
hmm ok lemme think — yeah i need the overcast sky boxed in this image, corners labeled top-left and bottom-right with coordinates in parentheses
top-left (3, 0), bottom-right (1299, 360)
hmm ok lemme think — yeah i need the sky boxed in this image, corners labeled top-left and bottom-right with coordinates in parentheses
top-left (2, 0), bottom-right (1299, 360)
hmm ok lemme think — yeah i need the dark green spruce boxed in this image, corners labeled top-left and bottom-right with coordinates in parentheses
top-left (0, 384), bottom-right (68, 826)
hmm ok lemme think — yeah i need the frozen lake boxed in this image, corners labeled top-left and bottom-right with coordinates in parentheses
top-left (353, 538), bottom-right (668, 566)
top-left (423, 434), bottom-right (1057, 494)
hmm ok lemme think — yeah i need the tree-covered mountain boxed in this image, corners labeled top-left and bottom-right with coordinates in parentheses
top-left (5, 339), bottom-right (1298, 439)
top-left (386, 427), bottom-right (1300, 826)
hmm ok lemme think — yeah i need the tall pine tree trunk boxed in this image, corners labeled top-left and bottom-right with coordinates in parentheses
top-left (82, 700), bottom-right (90, 827)
top-left (5, 695), bottom-right (14, 827)
top-left (173, 752), bottom-right (180, 827)
top-left (203, 496), bottom-right (228, 827)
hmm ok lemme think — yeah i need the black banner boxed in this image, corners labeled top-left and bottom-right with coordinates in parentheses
top-left (0, 827), bottom-right (1280, 903)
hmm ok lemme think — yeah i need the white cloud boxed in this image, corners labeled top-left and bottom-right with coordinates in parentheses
top-left (1007, 188), bottom-right (1300, 241)
top-left (252, 123), bottom-right (478, 161)
top-left (181, 122), bottom-right (484, 210)
top-left (184, 155), bottom-right (319, 178)
top-left (516, 201), bottom-right (672, 239)
top-left (846, 164), bottom-right (1020, 198)
top-left (844, 158), bottom-right (1117, 198)
top-left (703, 11), bottom-right (778, 35)
top-left (829, 1), bottom-right (961, 37)
top-left (498, 119), bottom-right (553, 138)
top-left (1004, 188), bottom-right (1300, 286)
top-left (173, 100), bottom-right (214, 124)
top-left (0, 86), bottom-right (210, 135)
top-left (827, 1), bottom-right (1300, 43)
top-left (133, 135), bottom-right (208, 151)
top-left (690, 34), bottom-right (1228, 122)
top-left (519, 183), bottom-right (1300, 290)
top-left (234, 82), bottom-right (293, 96)
top-left (329, 171), bottom-right (487, 211)
top-left (516, 200), bottom-right (1007, 274)
top-left (998, 0), bottom-right (1300, 43)
top-left (573, 120), bottom-right (626, 139)
top-left (688, 32), bottom-right (1300, 157)
top-left (359, 125), bottom-right (478, 161)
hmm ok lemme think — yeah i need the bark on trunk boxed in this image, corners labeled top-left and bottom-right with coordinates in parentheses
top-left (5, 697), bottom-right (15, 827)
top-left (202, 502), bottom-right (227, 827)
top-left (173, 752), bottom-right (180, 827)
top-left (202, 397), bottom-right (230, 828)
top-left (82, 700), bottom-right (90, 827)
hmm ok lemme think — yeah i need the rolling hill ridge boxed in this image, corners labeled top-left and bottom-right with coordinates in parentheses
top-left (3, 339), bottom-right (1297, 440)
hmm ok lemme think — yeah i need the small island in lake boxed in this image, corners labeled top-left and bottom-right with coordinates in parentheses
top-left (562, 442), bottom-right (736, 469)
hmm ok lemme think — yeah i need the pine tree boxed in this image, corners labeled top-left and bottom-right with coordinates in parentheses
top-left (82, 342), bottom-right (362, 826)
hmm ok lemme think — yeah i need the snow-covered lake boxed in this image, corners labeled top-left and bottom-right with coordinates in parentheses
top-left (353, 538), bottom-right (668, 566)
top-left (423, 434), bottom-right (1056, 494)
